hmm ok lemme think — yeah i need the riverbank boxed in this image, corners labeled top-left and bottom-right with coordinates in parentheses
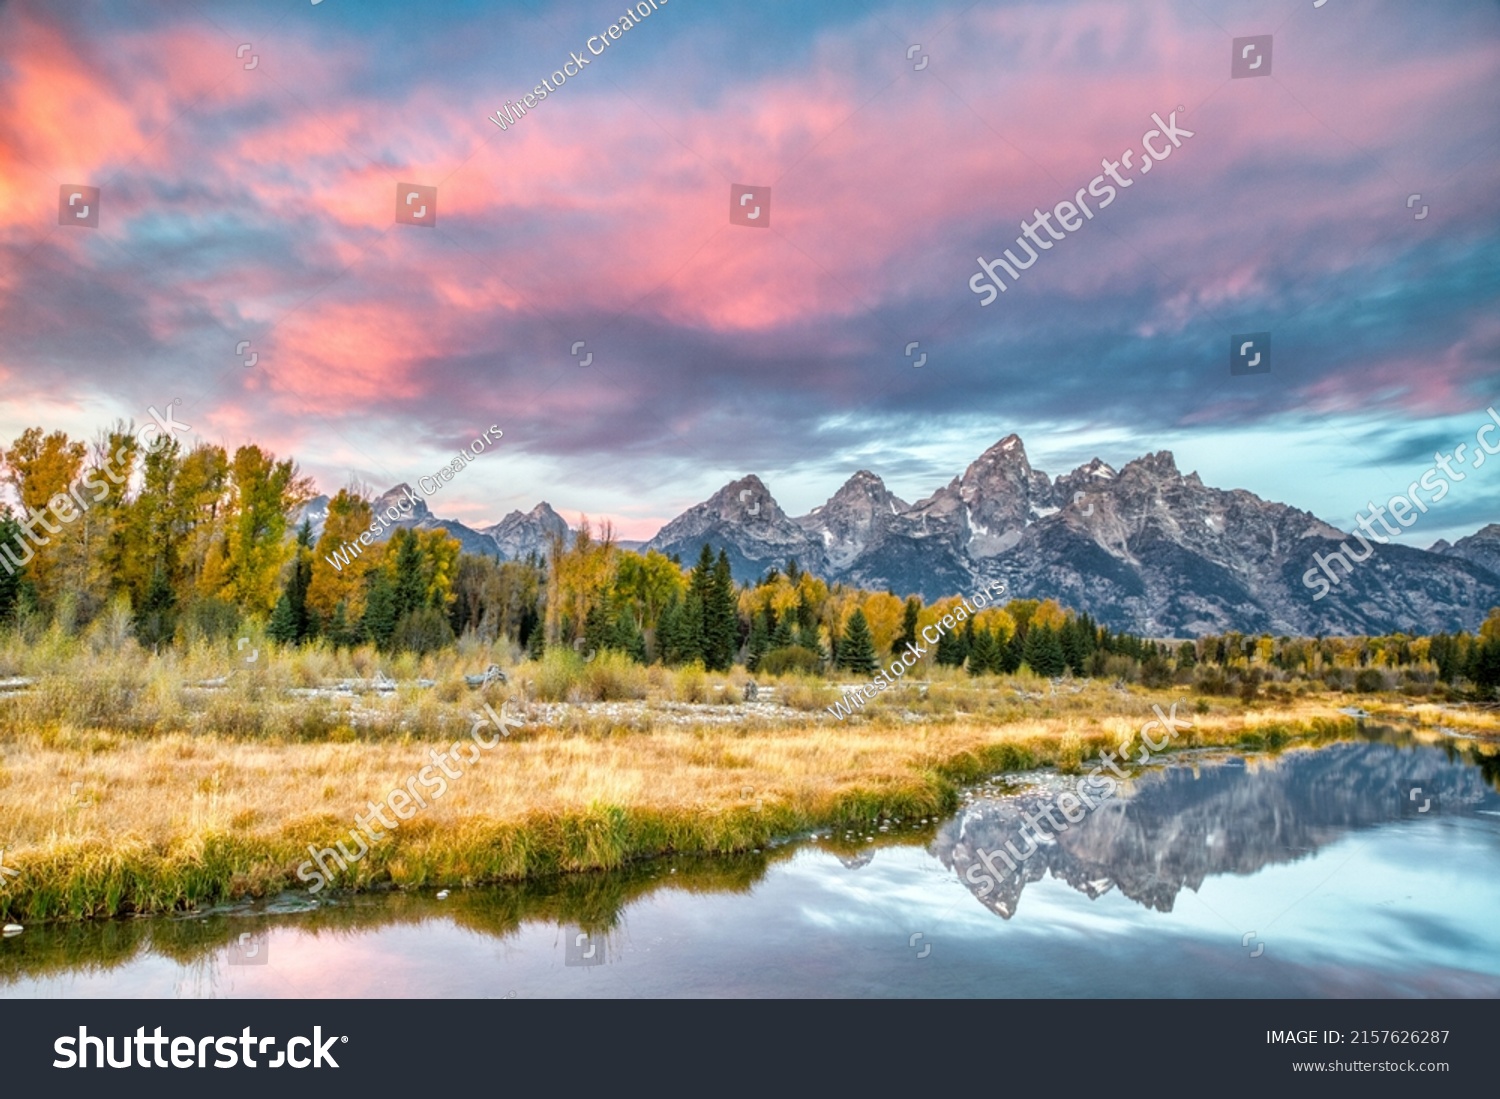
top-left (3, 639), bottom-right (1496, 922)
top-left (0, 698), bottom-right (1391, 922)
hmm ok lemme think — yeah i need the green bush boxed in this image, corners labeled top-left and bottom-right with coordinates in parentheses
top-left (759, 645), bottom-right (822, 676)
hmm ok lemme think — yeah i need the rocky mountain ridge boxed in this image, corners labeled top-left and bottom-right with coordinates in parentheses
top-left (297, 434), bottom-right (1500, 636)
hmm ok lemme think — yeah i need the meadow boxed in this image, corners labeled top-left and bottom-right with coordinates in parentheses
top-left (1, 630), bottom-right (1495, 923)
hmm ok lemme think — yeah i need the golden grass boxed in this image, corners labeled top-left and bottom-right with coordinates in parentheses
top-left (1, 632), bottom-right (1473, 922)
top-left (0, 695), bottom-right (1361, 921)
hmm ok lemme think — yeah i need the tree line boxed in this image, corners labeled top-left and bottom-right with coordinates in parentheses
top-left (2, 420), bottom-right (1497, 695)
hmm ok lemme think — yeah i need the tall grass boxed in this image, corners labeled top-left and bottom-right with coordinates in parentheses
top-left (0, 632), bottom-right (1427, 922)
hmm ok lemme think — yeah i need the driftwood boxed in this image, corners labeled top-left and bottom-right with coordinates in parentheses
top-left (465, 664), bottom-right (507, 689)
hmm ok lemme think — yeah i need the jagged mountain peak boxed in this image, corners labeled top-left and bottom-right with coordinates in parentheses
top-left (703, 475), bottom-right (781, 522)
top-left (373, 483), bottom-right (432, 521)
top-left (1118, 450), bottom-right (1182, 481)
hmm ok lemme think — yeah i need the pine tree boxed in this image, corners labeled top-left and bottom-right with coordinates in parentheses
top-left (797, 621), bottom-right (823, 659)
top-left (362, 569), bottom-right (398, 649)
top-left (1000, 627), bottom-right (1024, 673)
top-left (680, 593), bottom-right (705, 665)
top-left (702, 550), bottom-right (738, 671)
top-left (267, 591), bottom-right (298, 644)
top-left (583, 596), bottom-right (611, 656)
top-left (837, 608), bottom-right (878, 675)
top-left (285, 519), bottom-right (314, 641)
top-left (656, 597), bottom-right (683, 663)
top-left (967, 629), bottom-right (999, 676)
top-left (526, 625), bottom-right (546, 660)
top-left (0, 513), bottom-right (22, 624)
top-left (325, 600), bottom-right (353, 648)
top-left (894, 596), bottom-right (920, 656)
top-left (134, 565), bottom-right (177, 649)
top-left (770, 614), bottom-right (795, 650)
top-left (934, 624), bottom-right (966, 667)
top-left (796, 589), bottom-right (816, 632)
top-left (391, 528), bottom-right (425, 620)
top-left (746, 610), bottom-right (771, 671)
top-left (1474, 633), bottom-right (1500, 694)
top-left (1023, 622), bottom-right (1067, 677)
top-left (1061, 617), bottom-right (1090, 675)
top-left (607, 605), bottom-right (648, 663)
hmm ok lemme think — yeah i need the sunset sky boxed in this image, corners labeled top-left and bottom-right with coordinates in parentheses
top-left (2, 0), bottom-right (1497, 544)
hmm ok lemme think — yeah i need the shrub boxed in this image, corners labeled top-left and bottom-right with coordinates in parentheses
top-left (672, 661), bottom-right (709, 703)
top-left (1354, 668), bottom-right (1386, 693)
top-left (391, 608), bottom-right (455, 655)
top-left (779, 679), bottom-right (835, 712)
top-left (759, 645), bottom-right (822, 676)
top-left (534, 647), bottom-right (584, 702)
top-left (581, 649), bottom-right (650, 702)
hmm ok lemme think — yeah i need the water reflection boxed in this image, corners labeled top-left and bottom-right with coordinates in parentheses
top-left (938, 730), bottom-right (1500, 919)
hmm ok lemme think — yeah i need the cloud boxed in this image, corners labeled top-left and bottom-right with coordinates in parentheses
top-left (0, 0), bottom-right (1497, 536)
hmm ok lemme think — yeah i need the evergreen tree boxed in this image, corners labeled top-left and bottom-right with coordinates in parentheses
top-left (797, 621), bottom-right (823, 659)
top-left (267, 591), bottom-right (298, 644)
top-left (284, 519), bottom-right (314, 641)
top-left (796, 589), bottom-right (816, 632)
top-left (967, 629), bottom-right (1000, 676)
top-left (1474, 634), bottom-right (1500, 694)
top-left (608, 605), bottom-right (648, 663)
top-left (837, 608), bottom-right (878, 675)
top-left (0, 512), bottom-right (22, 624)
top-left (655, 596), bottom-right (680, 663)
top-left (680, 593), bottom-right (705, 664)
top-left (1176, 640), bottom-right (1198, 670)
top-left (746, 610), bottom-right (771, 671)
top-left (325, 601), bottom-right (354, 648)
top-left (391, 528), bottom-right (426, 620)
top-left (1023, 622), bottom-right (1067, 677)
top-left (1431, 633), bottom-right (1459, 682)
top-left (526, 624), bottom-right (546, 660)
top-left (702, 550), bottom-right (738, 671)
top-left (1060, 617), bottom-right (1090, 675)
top-left (134, 565), bottom-right (177, 649)
top-left (362, 569), bottom-right (399, 649)
top-left (934, 624), bottom-right (966, 667)
top-left (1000, 627), bottom-right (1024, 673)
top-left (583, 596), bottom-right (612, 657)
top-left (894, 596), bottom-right (920, 656)
top-left (770, 613), bottom-right (795, 650)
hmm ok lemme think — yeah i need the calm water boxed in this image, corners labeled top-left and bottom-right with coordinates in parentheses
top-left (5, 727), bottom-right (1499, 998)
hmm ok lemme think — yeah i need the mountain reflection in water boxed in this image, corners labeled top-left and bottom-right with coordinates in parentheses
top-left (939, 733), bottom-right (1500, 919)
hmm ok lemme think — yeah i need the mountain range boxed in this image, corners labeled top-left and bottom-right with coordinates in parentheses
top-left (293, 434), bottom-right (1500, 637)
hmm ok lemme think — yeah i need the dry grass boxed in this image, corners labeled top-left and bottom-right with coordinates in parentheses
top-left (0, 633), bottom-right (1412, 921)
